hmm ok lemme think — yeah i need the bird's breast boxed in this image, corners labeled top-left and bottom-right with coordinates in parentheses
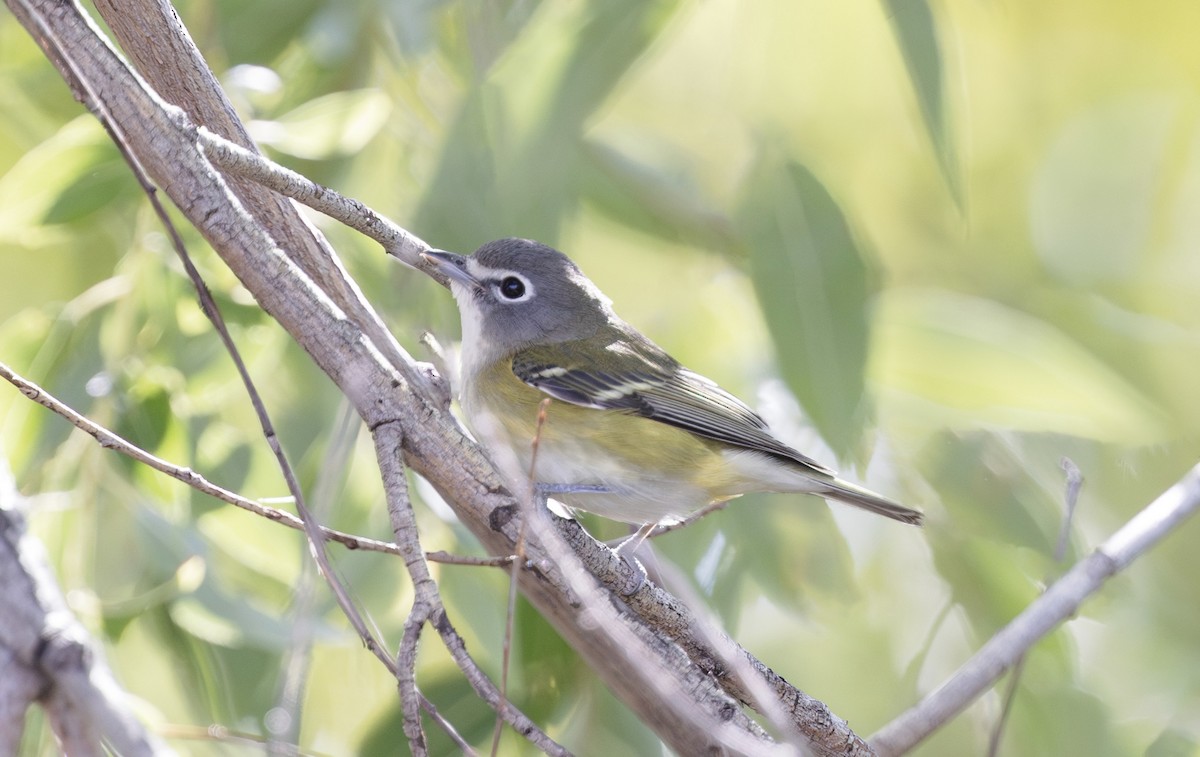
top-left (458, 358), bottom-right (745, 523)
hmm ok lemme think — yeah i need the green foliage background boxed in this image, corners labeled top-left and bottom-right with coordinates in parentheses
top-left (2, 0), bottom-right (1199, 754)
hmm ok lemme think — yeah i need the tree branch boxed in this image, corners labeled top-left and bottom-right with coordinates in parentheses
top-left (0, 463), bottom-right (170, 755)
top-left (372, 419), bottom-right (567, 756)
top-left (0, 360), bottom-right (403, 558)
top-left (4, 0), bottom-right (869, 752)
top-left (870, 463), bottom-right (1200, 755)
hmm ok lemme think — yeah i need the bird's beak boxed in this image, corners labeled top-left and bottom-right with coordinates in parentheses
top-left (420, 250), bottom-right (478, 291)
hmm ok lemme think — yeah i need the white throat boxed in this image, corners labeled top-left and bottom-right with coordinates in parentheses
top-left (451, 283), bottom-right (500, 383)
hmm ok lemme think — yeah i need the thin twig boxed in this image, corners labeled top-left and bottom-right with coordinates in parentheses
top-left (988, 456), bottom-right (1086, 757)
top-left (871, 463), bottom-right (1200, 756)
top-left (419, 695), bottom-right (479, 757)
top-left (425, 551), bottom-right (515, 568)
top-left (491, 398), bottom-right (552, 756)
top-left (272, 401), bottom-right (361, 752)
top-left (156, 723), bottom-right (324, 755)
top-left (371, 421), bottom-right (567, 756)
top-left (397, 611), bottom-right (428, 754)
top-left (38, 21), bottom-right (396, 680)
top-left (0, 361), bottom-right (400, 556)
top-left (986, 657), bottom-right (1026, 757)
top-left (196, 128), bottom-right (432, 274)
top-left (1055, 457), bottom-right (1084, 563)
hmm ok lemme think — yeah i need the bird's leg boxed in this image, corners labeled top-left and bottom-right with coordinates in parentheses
top-left (534, 483), bottom-right (613, 497)
top-left (608, 522), bottom-right (659, 596)
top-left (533, 484), bottom-right (650, 595)
top-left (613, 521), bottom-right (658, 556)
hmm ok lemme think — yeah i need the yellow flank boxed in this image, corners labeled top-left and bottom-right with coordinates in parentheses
top-left (464, 358), bottom-right (748, 500)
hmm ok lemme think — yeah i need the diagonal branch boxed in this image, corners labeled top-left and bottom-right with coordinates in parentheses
top-left (372, 420), bottom-right (567, 756)
top-left (4, 0), bottom-right (865, 752)
top-left (870, 463), bottom-right (1200, 755)
top-left (0, 465), bottom-right (170, 756)
top-left (192, 102), bottom-right (874, 757)
top-left (83, 67), bottom-right (398, 678)
top-left (0, 360), bottom-right (561, 756)
top-left (0, 360), bottom-right (400, 558)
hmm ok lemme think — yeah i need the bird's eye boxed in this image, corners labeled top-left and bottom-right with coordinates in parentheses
top-left (499, 276), bottom-right (526, 299)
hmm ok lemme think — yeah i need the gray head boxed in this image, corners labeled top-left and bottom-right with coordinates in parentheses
top-left (423, 238), bottom-right (615, 361)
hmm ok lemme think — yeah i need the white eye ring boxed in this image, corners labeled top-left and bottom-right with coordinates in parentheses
top-left (492, 271), bottom-right (534, 303)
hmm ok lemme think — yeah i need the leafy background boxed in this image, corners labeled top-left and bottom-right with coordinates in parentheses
top-left (2, 0), bottom-right (1199, 754)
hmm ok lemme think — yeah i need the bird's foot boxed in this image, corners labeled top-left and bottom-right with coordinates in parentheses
top-left (531, 484), bottom-right (650, 595)
top-left (610, 522), bottom-right (658, 596)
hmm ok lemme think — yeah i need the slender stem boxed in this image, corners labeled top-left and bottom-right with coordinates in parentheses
top-left (870, 464), bottom-right (1200, 755)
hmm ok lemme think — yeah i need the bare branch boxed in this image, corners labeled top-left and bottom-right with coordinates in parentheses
top-left (870, 463), bottom-right (1200, 755)
top-left (371, 420), bottom-right (568, 756)
top-left (425, 552), bottom-right (515, 568)
top-left (5, 0), bottom-right (879, 751)
top-left (83, 70), bottom-right (399, 682)
top-left (0, 645), bottom-right (44, 753)
top-left (196, 130), bottom-right (433, 275)
top-left (0, 360), bottom-right (403, 557)
top-left (0, 465), bottom-right (171, 755)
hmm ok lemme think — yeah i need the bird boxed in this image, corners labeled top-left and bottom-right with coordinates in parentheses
top-left (421, 237), bottom-right (923, 541)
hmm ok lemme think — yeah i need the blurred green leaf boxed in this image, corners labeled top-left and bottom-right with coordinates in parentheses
top-left (736, 150), bottom-right (874, 457)
top-left (43, 158), bottom-right (137, 224)
top-left (414, 0), bottom-right (684, 247)
top-left (582, 139), bottom-right (734, 252)
top-left (921, 430), bottom-right (1058, 554)
top-left (1009, 683), bottom-right (1126, 757)
top-left (209, 0), bottom-right (323, 64)
top-left (515, 595), bottom-right (584, 721)
top-left (558, 676), bottom-right (660, 756)
top-left (411, 92), bottom-right (498, 251)
top-left (1146, 728), bottom-right (1200, 757)
top-left (712, 494), bottom-right (857, 619)
top-left (170, 576), bottom-right (339, 650)
top-left (875, 289), bottom-right (1171, 443)
top-left (883, 0), bottom-right (959, 204)
top-left (115, 382), bottom-right (173, 457)
top-left (0, 116), bottom-right (111, 243)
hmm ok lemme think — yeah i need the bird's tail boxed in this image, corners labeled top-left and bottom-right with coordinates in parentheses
top-left (816, 478), bottom-right (924, 526)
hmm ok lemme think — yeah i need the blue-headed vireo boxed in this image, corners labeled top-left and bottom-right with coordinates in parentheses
top-left (422, 238), bottom-right (923, 531)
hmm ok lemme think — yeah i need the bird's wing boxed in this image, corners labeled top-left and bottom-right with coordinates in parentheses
top-left (511, 340), bottom-right (834, 475)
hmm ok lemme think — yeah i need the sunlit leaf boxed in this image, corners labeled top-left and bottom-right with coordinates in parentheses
top-left (1030, 94), bottom-right (1176, 285)
top-left (250, 89), bottom-right (393, 160)
top-left (875, 289), bottom-right (1170, 443)
top-left (0, 116), bottom-right (113, 242)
